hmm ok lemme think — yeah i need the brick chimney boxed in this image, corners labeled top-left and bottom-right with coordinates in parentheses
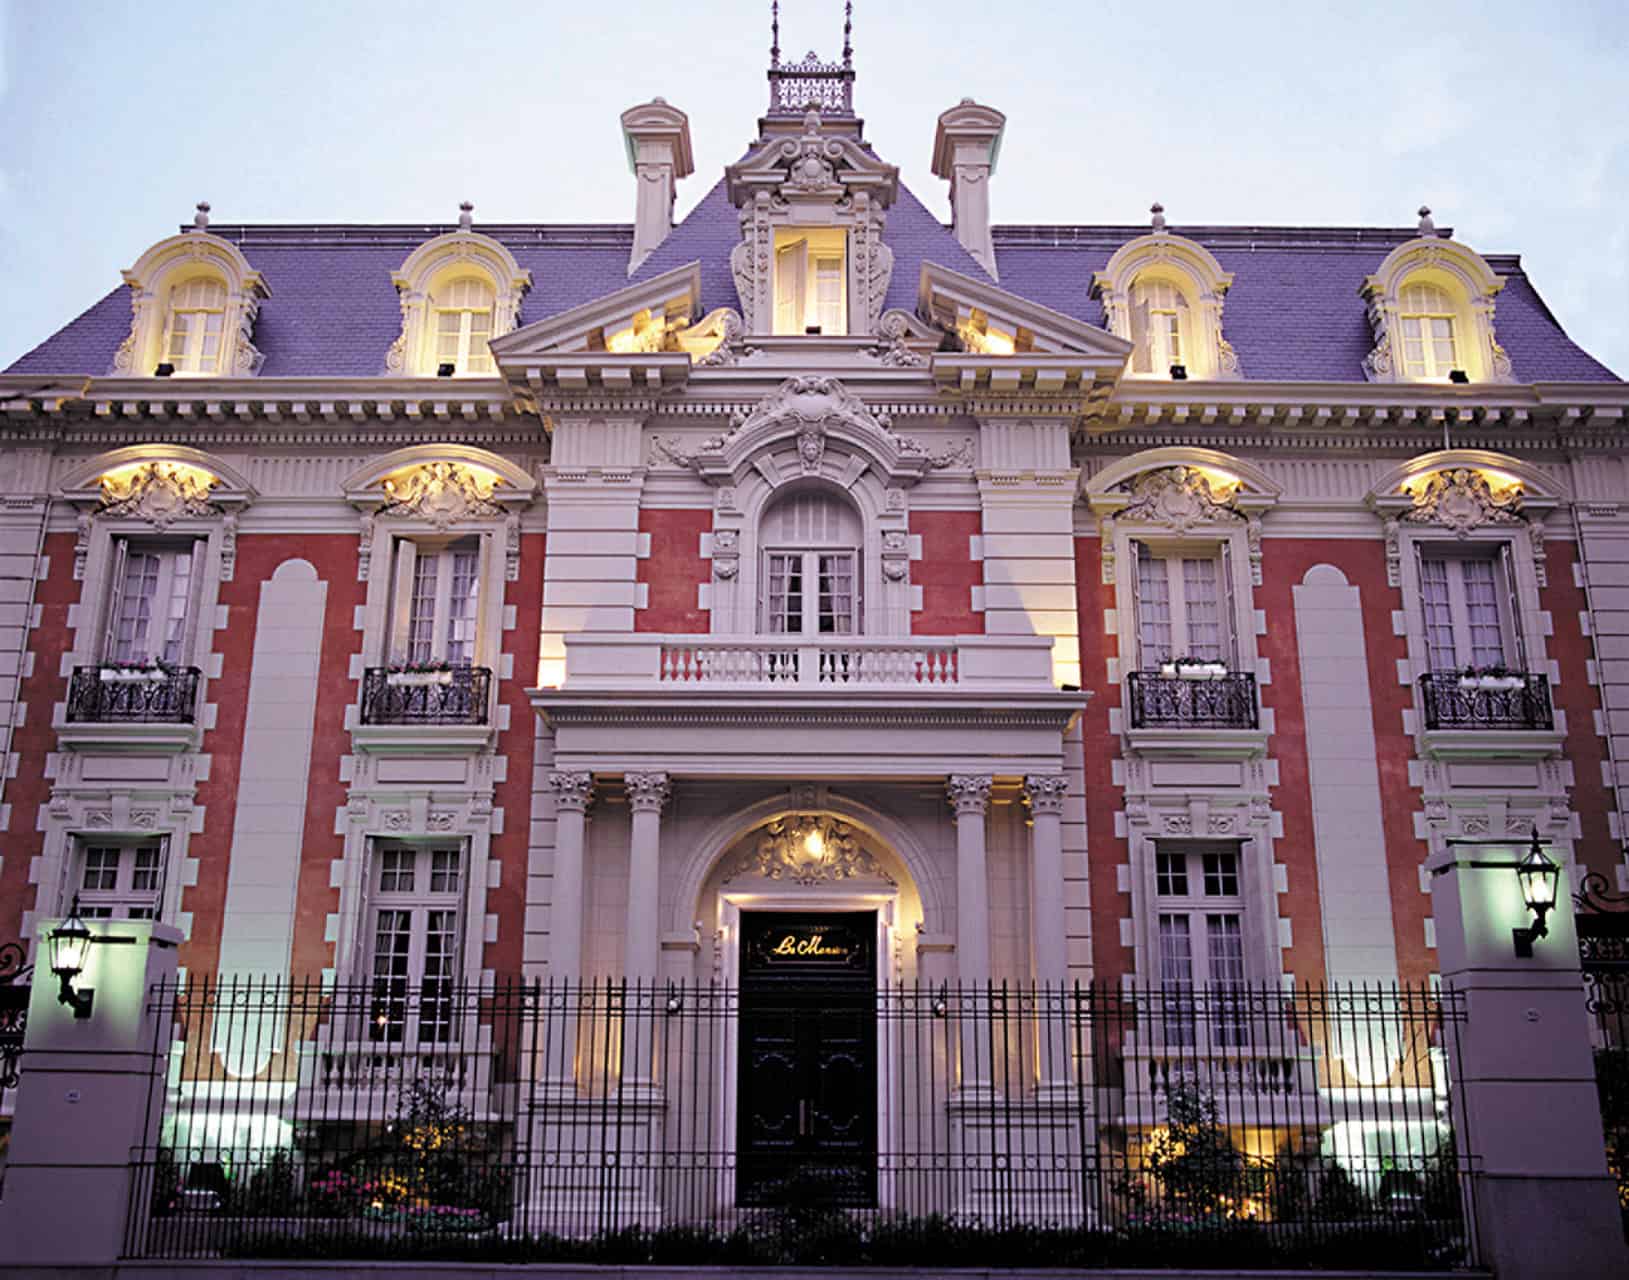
top-left (932, 99), bottom-right (1006, 281)
top-left (621, 98), bottom-right (695, 275)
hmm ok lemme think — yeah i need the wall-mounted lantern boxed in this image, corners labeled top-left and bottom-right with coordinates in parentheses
top-left (1512, 829), bottom-right (1561, 958)
top-left (48, 897), bottom-right (96, 1018)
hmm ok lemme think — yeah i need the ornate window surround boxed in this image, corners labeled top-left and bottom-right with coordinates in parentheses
top-left (386, 229), bottom-right (532, 376)
top-left (1359, 235), bottom-right (1513, 384)
top-left (344, 445), bottom-right (538, 683)
top-left (724, 111), bottom-right (899, 337)
top-left (1091, 232), bottom-right (1240, 380)
top-left (112, 230), bottom-right (269, 377)
top-left (1366, 451), bottom-right (1564, 746)
top-left (647, 376), bottom-right (932, 635)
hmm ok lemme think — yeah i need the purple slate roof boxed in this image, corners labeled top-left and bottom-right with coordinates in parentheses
top-left (7, 196), bottom-right (1617, 384)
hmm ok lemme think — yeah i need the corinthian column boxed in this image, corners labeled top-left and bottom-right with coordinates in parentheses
top-left (1025, 772), bottom-right (1074, 1093)
top-left (622, 772), bottom-right (671, 984)
top-left (947, 774), bottom-right (994, 985)
top-left (547, 771), bottom-right (594, 982)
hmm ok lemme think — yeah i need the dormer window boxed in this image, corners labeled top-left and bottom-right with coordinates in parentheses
top-left (433, 277), bottom-right (496, 376)
top-left (1397, 282), bottom-right (1460, 380)
top-left (1130, 278), bottom-right (1189, 376)
top-left (162, 278), bottom-right (228, 375)
top-left (773, 228), bottom-right (847, 335)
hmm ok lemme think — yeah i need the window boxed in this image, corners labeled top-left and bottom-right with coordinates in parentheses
top-left (1397, 282), bottom-right (1460, 380)
top-left (773, 228), bottom-right (847, 335)
top-left (1417, 545), bottom-right (1525, 673)
top-left (161, 278), bottom-right (228, 375)
top-left (1131, 541), bottom-right (1237, 667)
top-left (103, 540), bottom-right (204, 664)
top-left (1129, 277), bottom-right (1189, 376)
top-left (389, 539), bottom-right (482, 665)
top-left (366, 844), bottom-right (463, 1045)
top-left (432, 277), bottom-right (496, 375)
top-left (1153, 844), bottom-right (1247, 1048)
top-left (759, 490), bottom-right (862, 634)
top-left (72, 840), bottom-right (166, 920)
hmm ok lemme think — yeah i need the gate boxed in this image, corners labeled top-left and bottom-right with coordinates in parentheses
top-left (1575, 870), bottom-right (1629, 1233)
top-left (0, 940), bottom-right (33, 1195)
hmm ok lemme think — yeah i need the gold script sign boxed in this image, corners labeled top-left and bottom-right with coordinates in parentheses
top-left (770, 932), bottom-right (849, 959)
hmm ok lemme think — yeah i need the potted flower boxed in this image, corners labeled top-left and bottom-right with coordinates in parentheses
top-left (386, 660), bottom-right (457, 687)
top-left (98, 657), bottom-right (172, 683)
top-left (1459, 663), bottom-right (1523, 692)
top-left (1173, 656), bottom-right (1228, 681)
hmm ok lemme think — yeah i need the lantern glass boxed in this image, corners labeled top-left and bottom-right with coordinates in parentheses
top-left (1516, 845), bottom-right (1559, 913)
top-left (50, 905), bottom-right (94, 979)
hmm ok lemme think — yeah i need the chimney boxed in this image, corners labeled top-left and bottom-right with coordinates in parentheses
top-left (931, 99), bottom-right (1006, 281)
top-left (620, 98), bottom-right (695, 275)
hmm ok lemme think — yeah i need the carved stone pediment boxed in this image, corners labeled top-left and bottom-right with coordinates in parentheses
top-left (98, 462), bottom-right (221, 528)
top-left (1115, 466), bottom-right (1243, 532)
top-left (722, 815), bottom-right (894, 887)
top-left (380, 461), bottom-right (507, 530)
top-left (1401, 468), bottom-right (1523, 534)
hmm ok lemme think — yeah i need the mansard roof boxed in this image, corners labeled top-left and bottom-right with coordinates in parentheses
top-left (7, 203), bottom-right (1616, 384)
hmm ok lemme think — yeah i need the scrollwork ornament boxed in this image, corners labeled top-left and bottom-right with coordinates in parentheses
top-left (1116, 466), bottom-right (1242, 533)
top-left (726, 815), bottom-right (892, 887)
top-left (1401, 468), bottom-right (1524, 536)
top-left (98, 462), bottom-right (221, 529)
top-left (379, 461), bottom-right (506, 530)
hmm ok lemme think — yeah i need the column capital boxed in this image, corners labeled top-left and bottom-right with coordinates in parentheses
top-left (626, 771), bottom-right (672, 815)
top-left (549, 770), bottom-right (595, 813)
top-left (947, 774), bottom-right (993, 817)
top-left (1023, 773), bottom-right (1069, 817)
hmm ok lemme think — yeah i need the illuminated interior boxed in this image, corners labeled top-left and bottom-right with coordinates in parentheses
top-left (773, 226), bottom-right (847, 335)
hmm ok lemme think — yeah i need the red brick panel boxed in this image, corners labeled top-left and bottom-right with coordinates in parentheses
top-left (636, 509), bottom-right (711, 633)
top-left (911, 510), bottom-right (984, 636)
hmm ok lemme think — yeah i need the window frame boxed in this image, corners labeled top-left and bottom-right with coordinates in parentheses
top-left (101, 536), bottom-right (207, 666)
top-left (1145, 840), bottom-right (1259, 1049)
top-left (160, 277), bottom-right (229, 376)
top-left (771, 227), bottom-right (849, 336)
top-left (68, 836), bottom-right (171, 922)
top-left (362, 841), bottom-right (467, 1046)
top-left (430, 276), bottom-right (497, 376)
top-left (1128, 537), bottom-right (1240, 669)
top-left (386, 535), bottom-right (488, 666)
top-left (755, 488), bottom-right (865, 637)
top-left (1415, 542), bottom-right (1525, 673)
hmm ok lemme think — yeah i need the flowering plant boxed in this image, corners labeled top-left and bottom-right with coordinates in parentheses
top-left (386, 659), bottom-right (458, 674)
top-left (1460, 663), bottom-right (1513, 679)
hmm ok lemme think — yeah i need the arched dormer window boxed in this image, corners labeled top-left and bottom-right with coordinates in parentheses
top-left (431, 277), bottom-right (497, 376)
top-left (161, 278), bottom-right (228, 375)
top-left (1360, 220), bottom-right (1513, 384)
top-left (1093, 220), bottom-right (1239, 381)
top-left (387, 209), bottom-right (531, 377)
top-left (1128, 276), bottom-right (1190, 377)
top-left (760, 488), bottom-right (863, 635)
top-left (113, 210), bottom-right (269, 378)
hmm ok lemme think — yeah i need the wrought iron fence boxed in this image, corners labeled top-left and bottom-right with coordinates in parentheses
top-left (66, 665), bottom-right (202, 724)
top-left (359, 666), bottom-right (492, 726)
top-left (1576, 871), bottom-right (1629, 1235)
top-left (0, 941), bottom-right (31, 1199)
top-left (1127, 672), bottom-right (1260, 730)
top-left (122, 976), bottom-right (1474, 1267)
top-left (1418, 672), bottom-right (1554, 731)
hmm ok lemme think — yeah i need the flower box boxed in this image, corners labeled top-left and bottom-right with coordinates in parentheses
top-left (99, 667), bottom-right (168, 684)
top-left (386, 670), bottom-right (455, 687)
top-left (1459, 674), bottom-right (1524, 692)
top-left (1175, 662), bottom-right (1229, 681)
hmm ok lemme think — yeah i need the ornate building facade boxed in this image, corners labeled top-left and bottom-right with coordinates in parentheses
top-left (1, 29), bottom-right (1627, 1216)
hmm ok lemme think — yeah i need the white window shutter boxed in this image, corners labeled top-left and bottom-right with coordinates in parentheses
top-left (1499, 542), bottom-right (1529, 672)
top-left (179, 539), bottom-right (208, 664)
top-left (1411, 541), bottom-right (1434, 669)
top-left (1219, 540), bottom-right (1241, 667)
top-left (1129, 286), bottom-right (1151, 374)
top-left (1126, 537), bottom-right (1143, 667)
top-left (102, 538), bottom-right (129, 661)
top-left (389, 540), bottom-right (417, 662)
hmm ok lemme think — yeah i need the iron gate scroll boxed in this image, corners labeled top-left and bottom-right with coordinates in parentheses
top-left (1575, 871), bottom-right (1629, 1232)
top-left (0, 941), bottom-right (31, 1099)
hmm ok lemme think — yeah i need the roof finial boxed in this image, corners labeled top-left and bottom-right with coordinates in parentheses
top-left (458, 200), bottom-right (474, 231)
top-left (192, 201), bottom-right (211, 231)
top-left (1150, 201), bottom-right (1166, 233)
top-left (1417, 204), bottom-right (1437, 237)
top-left (842, 1), bottom-right (853, 69)
top-left (770, 1), bottom-right (780, 69)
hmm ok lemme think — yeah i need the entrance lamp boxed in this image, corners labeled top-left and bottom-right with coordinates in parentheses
top-left (1512, 828), bottom-right (1561, 958)
top-left (49, 896), bottom-right (96, 1018)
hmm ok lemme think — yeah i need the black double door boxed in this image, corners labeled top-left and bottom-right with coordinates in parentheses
top-left (736, 911), bottom-right (877, 1206)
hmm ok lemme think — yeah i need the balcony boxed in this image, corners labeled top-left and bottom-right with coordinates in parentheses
top-left (66, 664), bottom-right (202, 724)
top-left (1416, 670), bottom-right (1561, 763)
top-left (359, 666), bottom-right (492, 726)
top-left (1419, 671), bottom-right (1553, 731)
top-left (1126, 670), bottom-right (1259, 730)
top-left (536, 634), bottom-right (1084, 778)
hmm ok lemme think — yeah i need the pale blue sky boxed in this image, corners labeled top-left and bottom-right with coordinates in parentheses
top-left (2, 0), bottom-right (1624, 375)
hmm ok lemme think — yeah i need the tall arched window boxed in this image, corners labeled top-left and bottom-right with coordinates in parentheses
top-left (1129, 277), bottom-right (1190, 376)
top-left (161, 278), bottom-right (228, 374)
top-left (1397, 281), bottom-right (1460, 380)
top-left (432, 277), bottom-right (496, 375)
top-left (759, 489), bottom-right (863, 635)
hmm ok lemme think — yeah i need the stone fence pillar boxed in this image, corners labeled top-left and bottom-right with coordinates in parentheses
top-left (1429, 842), bottom-right (1627, 1278)
top-left (0, 918), bottom-right (180, 1265)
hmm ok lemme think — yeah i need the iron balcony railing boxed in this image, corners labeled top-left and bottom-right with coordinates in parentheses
top-left (66, 665), bottom-right (202, 724)
top-left (1418, 672), bottom-right (1554, 731)
top-left (1126, 670), bottom-right (1260, 730)
top-left (359, 666), bottom-right (491, 726)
